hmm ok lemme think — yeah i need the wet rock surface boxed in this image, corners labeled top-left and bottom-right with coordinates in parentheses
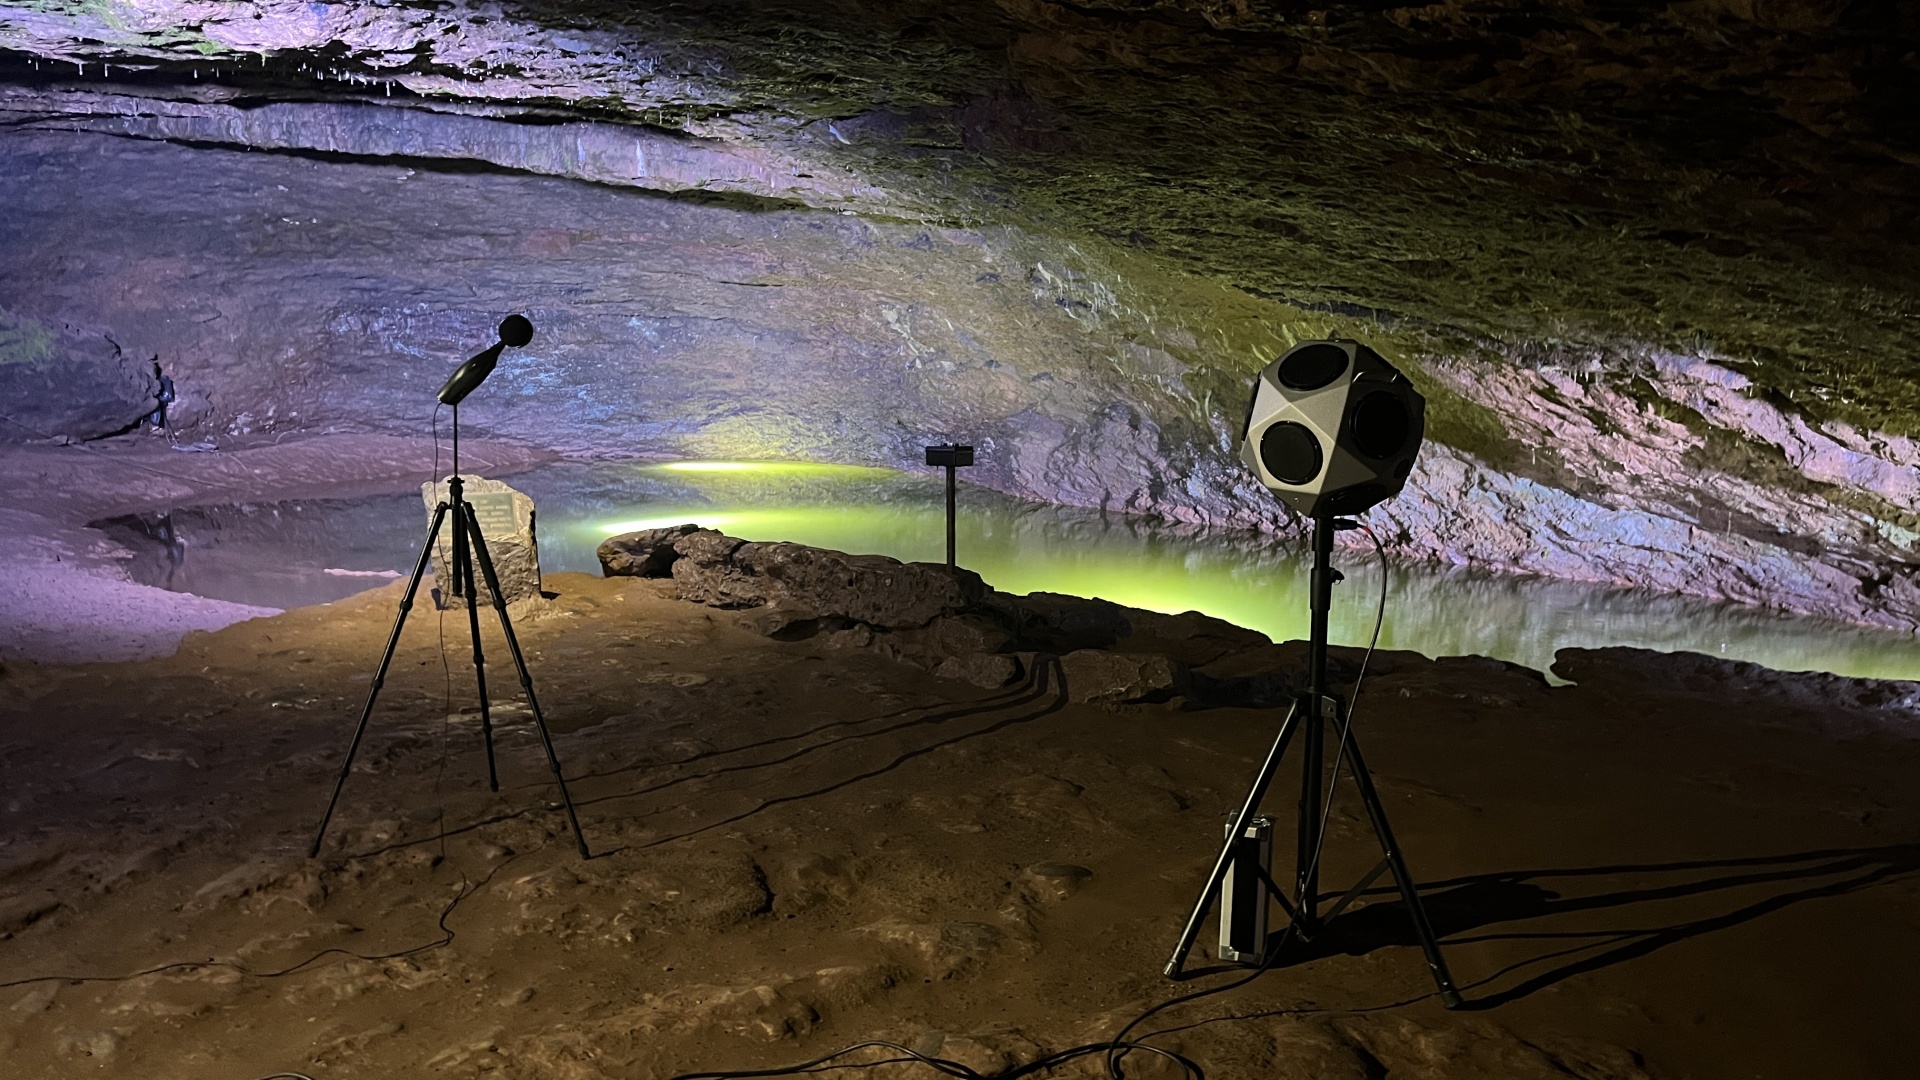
top-left (671, 531), bottom-right (988, 629)
top-left (0, 563), bottom-right (1916, 1078)
top-left (597, 524), bottom-right (705, 580)
top-left (0, 313), bottom-right (157, 442)
top-left (1, 118), bottom-right (1914, 630)
top-left (2, 4), bottom-right (1920, 626)
top-left (1553, 646), bottom-right (1920, 738)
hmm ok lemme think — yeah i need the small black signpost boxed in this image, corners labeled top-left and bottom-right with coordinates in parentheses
top-left (923, 443), bottom-right (975, 568)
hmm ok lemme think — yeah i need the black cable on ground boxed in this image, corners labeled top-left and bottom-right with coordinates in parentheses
top-left (1102, 926), bottom-right (1294, 1079)
top-left (0, 850), bottom-right (522, 991)
top-left (666, 1038), bottom-right (1204, 1080)
top-left (665, 524), bottom-right (1404, 1080)
top-left (1110, 520), bottom-right (1394, 1075)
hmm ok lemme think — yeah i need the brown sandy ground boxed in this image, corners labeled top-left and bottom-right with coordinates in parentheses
top-left (2, 567), bottom-right (1918, 1080)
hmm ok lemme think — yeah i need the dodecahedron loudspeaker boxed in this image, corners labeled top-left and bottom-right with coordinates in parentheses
top-left (1239, 340), bottom-right (1425, 518)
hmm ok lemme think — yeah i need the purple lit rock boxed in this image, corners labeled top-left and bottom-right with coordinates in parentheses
top-left (0, 313), bottom-right (156, 442)
top-left (2, 0), bottom-right (1919, 634)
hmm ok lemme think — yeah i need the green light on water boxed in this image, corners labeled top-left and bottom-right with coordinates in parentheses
top-left (591, 503), bottom-right (1318, 638)
top-left (647, 460), bottom-right (899, 478)
top-left (600, 513), bottom-right (744, 534)
top-left (598, 508), bottom-right (909, 537)
top-left (565, 473), bottom-right (1920, 685)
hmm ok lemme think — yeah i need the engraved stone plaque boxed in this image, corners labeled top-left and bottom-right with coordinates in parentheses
top-left (421, 475), bottom-right (542, 607)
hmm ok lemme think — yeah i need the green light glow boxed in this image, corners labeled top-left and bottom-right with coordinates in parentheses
top-left (585, 505), bottom-right (1312, 648)
top-left (600, 513), bottom-right (745, 534)
top-left (646, 460), bottom-right (898, 478)
top-left (552, 468), bottom-right (1920, 684)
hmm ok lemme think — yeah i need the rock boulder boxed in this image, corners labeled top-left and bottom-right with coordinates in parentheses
top-left (423, 475), bottom-right (541, 607)
top-left (602, 527), bottom-right (986, 630)
top-left (0, 314), bottom-right (156, 443)
top-left (1059, 649), bottom-right (1181, 705)
top-left (601, 530), bottom-right (1279, 701)
top-left (597, 524), bottom-right (704, 578)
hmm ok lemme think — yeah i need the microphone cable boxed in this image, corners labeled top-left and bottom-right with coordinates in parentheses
top-left (654, 521), bottom-right (1405, 1080)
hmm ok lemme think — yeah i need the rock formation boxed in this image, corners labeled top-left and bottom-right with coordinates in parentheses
top-left (602, 526), bottom-right (1335, 702)
top-left (422, 474), bottom-right (542, 608)
top-left (1, 1), bottom-right (1917, 628)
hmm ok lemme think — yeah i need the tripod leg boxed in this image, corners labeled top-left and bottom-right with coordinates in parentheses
top-left (1163, 696), bottom-right (1305, 978)
top-left (452, 499), bottom-right (501, 792)
top-left (311, 504), bottom-right (449, 858)
top-left (462, 504), bottom-right (593, 860)
top-left (1340, 727), bottom-right (1464, 1008)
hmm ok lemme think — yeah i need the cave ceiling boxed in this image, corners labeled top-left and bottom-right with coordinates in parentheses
top-left (3, 1), bottom-right (1920, 629)
top-left (4, 0), bottom-right (1918, 433)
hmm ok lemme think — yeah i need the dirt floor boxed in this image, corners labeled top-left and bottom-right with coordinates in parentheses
top-left (2, 558), bottom-right (1918, 1080)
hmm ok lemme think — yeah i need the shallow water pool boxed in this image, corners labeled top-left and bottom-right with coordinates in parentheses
top-left (96, 460), bottom-right (1920, 683)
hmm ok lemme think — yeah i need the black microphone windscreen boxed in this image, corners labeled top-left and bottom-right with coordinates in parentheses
top-left (438, 344), bottom-right (505, 406)
top-left (499, 314), bottom-right (534, 348)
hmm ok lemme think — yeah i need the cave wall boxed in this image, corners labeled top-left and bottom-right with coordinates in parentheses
top-left (0, 123), bottom-right (1261, 516)
top-left (2, 0), bottom-right (1918, 630)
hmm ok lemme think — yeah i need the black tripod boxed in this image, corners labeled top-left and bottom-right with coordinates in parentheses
top-left (1163, 514), bottom-right (1460, 1007)
top-left (310, 401), bottom-right (592, 859)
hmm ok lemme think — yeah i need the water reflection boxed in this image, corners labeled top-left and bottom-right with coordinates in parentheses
top-left (98, 461), bottom-right (1920, 682)
top-left (95, 500), bottom-right (416, 610)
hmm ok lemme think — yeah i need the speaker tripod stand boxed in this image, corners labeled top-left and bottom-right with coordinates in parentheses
top-left (310, 403), bottom-right (592, 859)
top-left (1163, 514), bottom-right (1460, 1007)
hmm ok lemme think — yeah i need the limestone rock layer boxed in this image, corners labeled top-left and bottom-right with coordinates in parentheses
top-left (1, 1), bottom-right (1916, 626)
